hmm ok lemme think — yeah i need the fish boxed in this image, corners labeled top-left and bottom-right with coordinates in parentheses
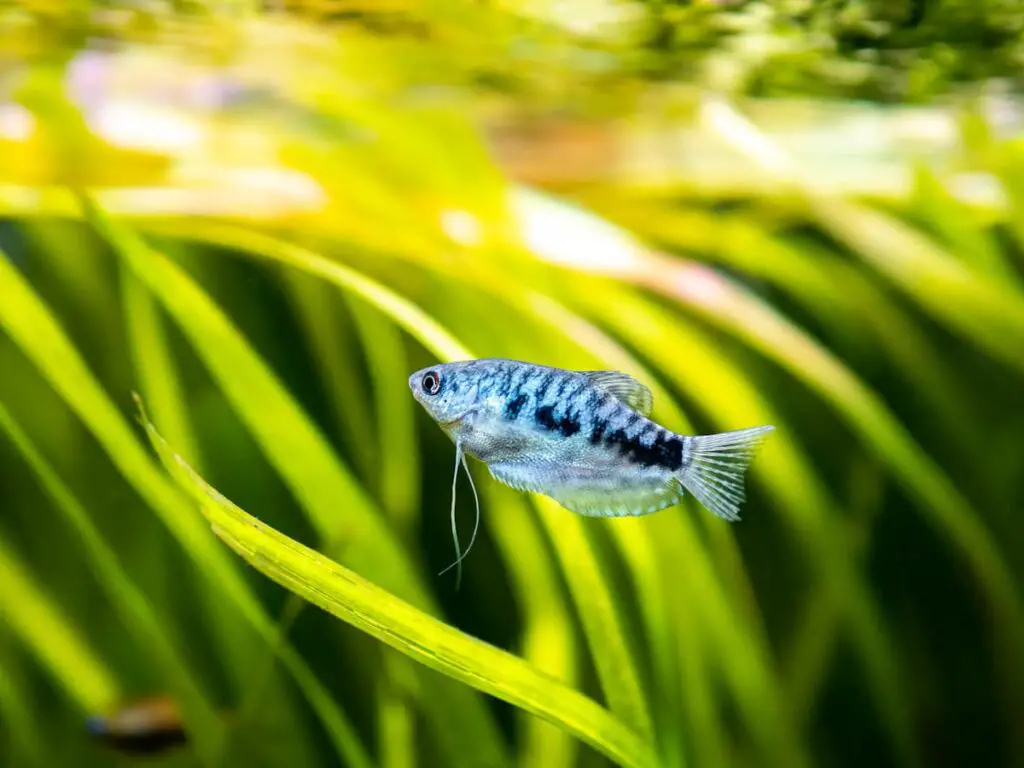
top-left (86, 696), bottom-right (188, 756)
top-left (409, 359), bottom-right (774, 581)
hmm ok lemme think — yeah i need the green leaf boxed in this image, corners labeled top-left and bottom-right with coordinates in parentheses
top-left (481, 486), bottom-right (580, 768)
top-left (0, 246), bottom-right (251, 618)
top-left (0, 534), bottom-right (120, 715)
top-left (347, 299), bottom-right (421, 531)
top-left (532, 498), bottom-right (655, 742)
top-left (665, 265), bottom-right (1021, 634)
top-left (142, 416), bottom-right (662, 768)
top-left (909, 165), bottom-right (1016, 284)
top-left (811, 199), bottom-right (1024, 377)
top-left (0, 245), bottom-right (373, 768)
top-left (146, 222), bottom-right (662, 756)
top-left (84, 201), bottom-right (510, 768)
top-left (572, 284), bottom-right (912, 766)
top-left (0, 400), bottom-right (225, 764)
top-left (583, 199), bottom-right (984, 459)
top-left (0, 657), bottom-right (44, 768)
top-left (511, 188), bottom-right (1022, 687)
top-left (280, 271), bottom-right (379, 486)
top-left (122, 265), bottom-right (205, 470)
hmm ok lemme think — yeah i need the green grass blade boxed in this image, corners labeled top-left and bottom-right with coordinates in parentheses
top-left (86, 203), bottom-right (510, 767)
top-left (142, 417), bottom-right (662, 768)
top-left (0, 246), bottom-right (250, 614)
top-left (0, 535), bottom-right (120, 715)
top-left (482, 487), bottom-right (579, 768)
top-left (89, 201), bottom-right (422, 599)
top-left (660, 268), bottom-right (1021, 632)
top-left (811, 199), bottom-right (1024, 377)
top-left (636, 260), bottom-right (1024, 746)
top-left (280, 270), bottom-right (379, 485)
top-left (377, 655), bottom-right (417, 768)
top-left (572, 285), bottom-right (914, 765)
top-left (0, 245), bottom-right (373, 768)
top-left (348, 300), bottom-right (421, 532)
top-left (0, 658), bottom-right (44, 768)
top-left (532, 497), bottom-right (655, 743)
top-left (122, 265), bottom-right (205, 469)
top-left (604, 520), bottom-right (686, 768)
top-left (785, 459), bottom-right (886, 726)
top-left (585, 200), bottom-right (984, 457)
top-left (122, 258), bottom-right (357, 768)
top-left (909, 166), bottom-right (1017, 284)
top-left (513, 188), bottom-right (1022, 675)
top-left (655, 549), bottom-right (727, 768)
top-left (158, 225), bottom-right (659, 752)
top-left (141, 221), bottom-right (476, 361)
top-left (0, 401), bottom-right (225, 765)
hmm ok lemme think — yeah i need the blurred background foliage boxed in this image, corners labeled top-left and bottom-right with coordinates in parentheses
top-left (1, 1), bottom-right (1023, 767)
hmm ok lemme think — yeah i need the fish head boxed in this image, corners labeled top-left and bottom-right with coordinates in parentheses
top-left (408, 361), bottom-right (481, 438)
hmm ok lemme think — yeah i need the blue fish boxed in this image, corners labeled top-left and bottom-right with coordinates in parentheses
top-left (410, 359), bottom-right (773, 581)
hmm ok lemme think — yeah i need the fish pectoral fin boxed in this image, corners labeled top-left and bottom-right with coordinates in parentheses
top-left (579, 370), bottom-right (654, 416)
top-left (488, 461), bottom-right (682, 518)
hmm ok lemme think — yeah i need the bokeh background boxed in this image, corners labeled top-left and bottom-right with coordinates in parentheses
top-left (2, 1), bottom-right (1024, 767)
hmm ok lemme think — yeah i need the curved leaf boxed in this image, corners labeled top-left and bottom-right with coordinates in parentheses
top-left (0, 401), bottom-right (225, 765)
top-left (85, 201), bottom-right (510, 768)
top-left (0, 247), bottom-right (374, 768)
top-left (143, 417), bottom-right (662, 768)
top-left (166, 224), bottom-right (669, 749)
top-left (0, 534), bottom-right (120, 715)
top-left (570, 284), bottom-right (913, 765)
top-left (812, 199), bottom-right (1024, 376)
top-left (122, 266), bottom-right (205, 470)
top-left (347, 300), bottom-right (421, 531)
top-left (481, 486), bottom-right (580, 768)
top-left (0, 658), bottom-right (44, 768)
top-left (510, 188), bottom-right (1023, 669)
top-left (532, 498), bottom-right (655, 742)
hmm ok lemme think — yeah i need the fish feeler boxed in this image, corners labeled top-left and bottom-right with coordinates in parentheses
top-left (438, 440), bottom-right (481, 589)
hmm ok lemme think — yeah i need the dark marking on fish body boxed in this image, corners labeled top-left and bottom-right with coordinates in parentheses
top-left (534, 371), bottom-right (555, 399)
top-left (496, 364), bottom-right (517, 398)
top-left (505, 393), bottom-right (528, 420)
top-left (589, 418), bottom-right (608, 445)
top-left (571, 381), bottom-right (594, 411)
top-left (638, 422), bottom-right (658, 444)
top-left (604, 425), bottom-right (684, 470)
top-left (604, 428), bottom-right (631, 457)
top-left (560, 379), bottom-right (586, 409)
top-left (549, 375), bottom-right (569, 404)
top-left (535, 404), bottom-right (582, 437)
top-left (657, 435), bottom-right (684, 471)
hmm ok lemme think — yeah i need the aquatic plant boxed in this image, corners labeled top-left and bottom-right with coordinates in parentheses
top-left (1, 3), bottom-right (1023, 767)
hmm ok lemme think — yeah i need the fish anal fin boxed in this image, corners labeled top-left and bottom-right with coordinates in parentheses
top-left (488, 460), bottom-right (681, 518)
top-left (580, 371), bottom-right (654, 416)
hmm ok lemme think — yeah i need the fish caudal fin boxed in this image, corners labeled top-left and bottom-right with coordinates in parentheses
top-left (679, 426), bottom-right (774, 521)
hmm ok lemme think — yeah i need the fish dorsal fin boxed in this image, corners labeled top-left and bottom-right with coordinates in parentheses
top-left (581, 370), bottom-right (653, 416)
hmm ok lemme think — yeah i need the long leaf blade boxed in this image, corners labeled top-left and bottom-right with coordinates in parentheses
top-left (143, 417), bottom-right (662, 768)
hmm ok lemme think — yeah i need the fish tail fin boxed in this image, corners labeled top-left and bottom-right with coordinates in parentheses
top-left (679, 425), bottom-right (774, 522)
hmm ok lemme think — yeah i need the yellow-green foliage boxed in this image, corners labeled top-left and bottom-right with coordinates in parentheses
top-left (1, 4), bottom-right (1024, 768)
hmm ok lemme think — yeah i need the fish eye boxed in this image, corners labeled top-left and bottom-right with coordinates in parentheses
top-left (421, 370), bottom-right (441, 396)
